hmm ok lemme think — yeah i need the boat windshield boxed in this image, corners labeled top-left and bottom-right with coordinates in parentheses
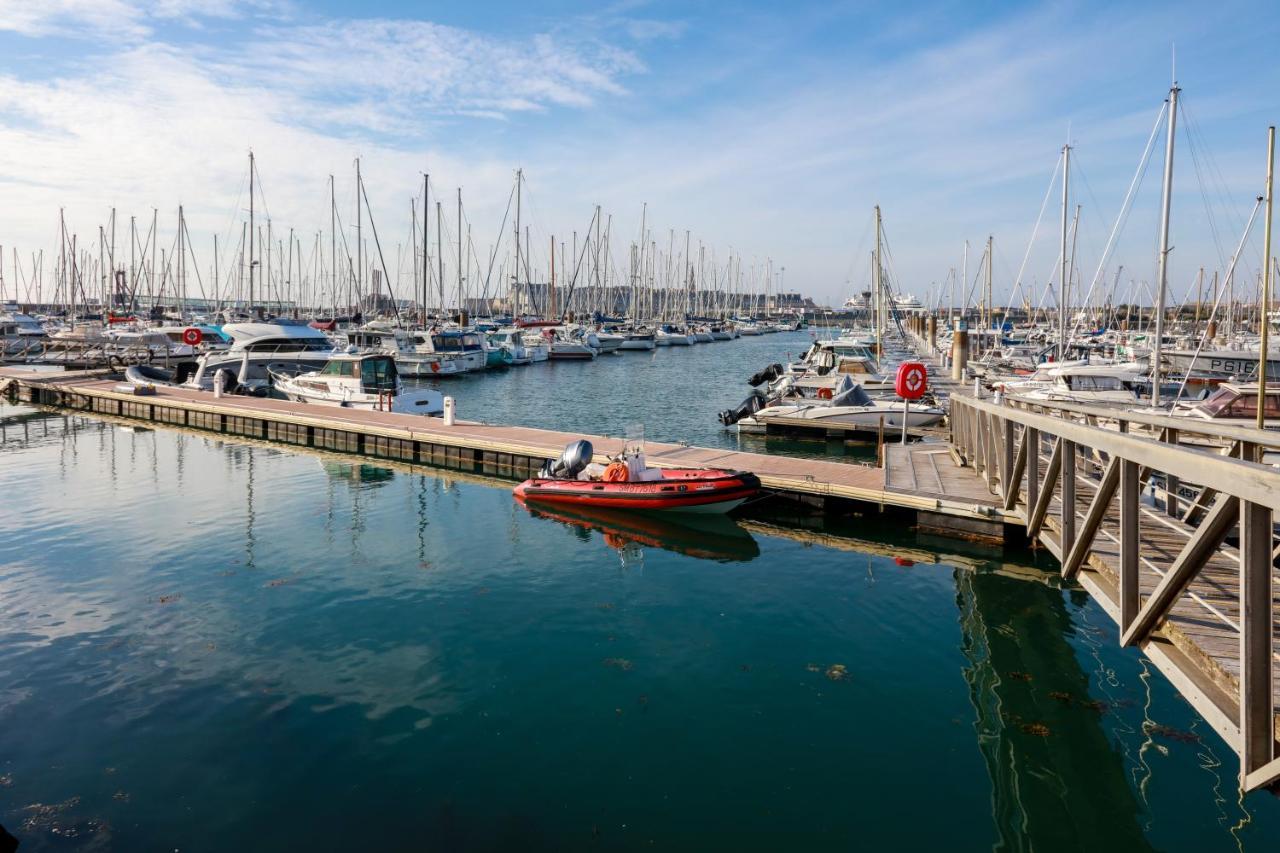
top-left (1195, 389), bottom-right (1280, 419)
top-left (1064, 375), bottom-right (1123, 391)
top-left (246, 337), bottom-right (332, 352)
top-left (320, 359), bottom-right (359, 378)
top-left (360, 357), bottom-right (397, 392)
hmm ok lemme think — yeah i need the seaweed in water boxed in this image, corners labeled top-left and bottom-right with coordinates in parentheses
top-left (602, 658), bottom-right (633, 672)
top-left (1020, 723), bottom-right (1051, 737)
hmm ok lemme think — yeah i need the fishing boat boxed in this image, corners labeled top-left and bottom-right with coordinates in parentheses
top-left (513, 440), bottom-right (760, 513)
top-left (270, 353), bottom-right (443, 414)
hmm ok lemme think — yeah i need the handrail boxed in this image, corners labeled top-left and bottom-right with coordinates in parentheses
top-left (1004, 392), bottom-right (1280, 447)
top-left (954, 394), bottom-right (1280, 512)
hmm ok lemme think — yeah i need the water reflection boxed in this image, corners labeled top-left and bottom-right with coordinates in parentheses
top-left (3, 402), bottom-right (1280, 850)
top-left (518, 501), bottom-right (761, 563)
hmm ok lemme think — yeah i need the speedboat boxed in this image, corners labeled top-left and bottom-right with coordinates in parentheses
top-left (270, 353), bottom-right (443, 414)
top-left (721, 380), bottom-right (944, 432)
top-left (343, 327), bottom-right (466, 377)
top-left (513, 440), bottom-right (760, 513)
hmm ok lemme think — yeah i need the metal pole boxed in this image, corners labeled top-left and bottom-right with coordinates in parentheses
top-left (1059, 143), bottom-right (1070, 360)
top-left (1151, 84), bottom-right (1179, 407)
top-left (1258, 126), bottom-right (1275, 429)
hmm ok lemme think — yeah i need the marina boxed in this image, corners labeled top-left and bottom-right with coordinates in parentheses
top-left (6, 2), bottom-right (1280, 850)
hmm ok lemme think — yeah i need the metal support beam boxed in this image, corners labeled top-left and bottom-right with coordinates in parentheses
top-left (1120, 494), bottom-right (1240, 647)
top-left (1119, 459), bottom-right (1140, 633)
top-left (1062, 457), bottom-right (1119, 579)
top-left (1239, 499), bottom-right (1275, 780)
top-left (1003, 425), bottom-right (1028, 512)
top-left (1027, 437), bottom-right (1062, 538)
top-left (1025, 427), bottom-right (1039, 522)
top-left (1060, 440), bottom-right (1076, 559)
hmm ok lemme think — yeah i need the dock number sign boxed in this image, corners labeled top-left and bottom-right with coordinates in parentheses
top-left (895, 362), bottom-right (927, 400)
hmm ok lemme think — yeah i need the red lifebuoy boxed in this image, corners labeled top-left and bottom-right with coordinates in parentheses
top-left (817, 388), bottom-right (833, 400)
top-left (182, 327), bottom-right (203, 346)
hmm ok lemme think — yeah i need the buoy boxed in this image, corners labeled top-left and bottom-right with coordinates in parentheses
top-left (894, 556), bottom-right (915, 567)
top-left (182, 327), bottom-right (203, 346)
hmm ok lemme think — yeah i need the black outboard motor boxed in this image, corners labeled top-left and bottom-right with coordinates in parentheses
top-left (214, 368), bottom-right (240, 395)
top-left (718, 391), bottom-right (764, 426)
top-left (539, 440), bottom-right (594, 479)
top-left (747, 363), bottom-right (784, 387)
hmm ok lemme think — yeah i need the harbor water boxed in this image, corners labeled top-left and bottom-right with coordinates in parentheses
top-left (405, 329), bottom-right (876, 460)
top-left (2, 403), bottom-right (1279, 850)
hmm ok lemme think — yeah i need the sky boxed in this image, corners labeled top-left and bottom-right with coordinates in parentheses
top-left (0, 0), bottom-right (1278, 309)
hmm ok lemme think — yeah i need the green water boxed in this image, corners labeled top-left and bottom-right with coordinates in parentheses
top-left (1, 403), bottom-right (1278, 851)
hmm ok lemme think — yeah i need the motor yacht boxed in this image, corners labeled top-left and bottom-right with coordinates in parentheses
top-left (270, 353), bottom-right (443, 414)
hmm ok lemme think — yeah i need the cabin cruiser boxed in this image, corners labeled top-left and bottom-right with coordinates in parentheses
top-left (270, 353), bottom-right (443, 414)
top-left (414, 329), bottom-right (487, 372)
top-left (722, 379), bottom-right (944, 433)
top-left (181, 318), bottom-right (338, 391)
top-left (487, 328), bottom-right (533, 365)
top-left (618, 327), bottom-right (657, 351)
top-left (548, 328), bottom-right (599, 360)
top-left (0, 308), bottom-right (47, 359)
top-left (655, 325), bottom-right (695, 346)
top-left (1172, 383), bottom-right (1280, 426)
top-left (999, 363), bottom-right (1146, 407)
top-left (344, 327), bottom-right (467, 377)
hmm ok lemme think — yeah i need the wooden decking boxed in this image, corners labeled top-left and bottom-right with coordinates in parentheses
top-left (0, 367), bottom-right (1004, 524)
top-left (1031, 447), bottom-right (1280, 751)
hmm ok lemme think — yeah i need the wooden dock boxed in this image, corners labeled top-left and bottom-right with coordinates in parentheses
top-left (0, 367), bottom-right (1011, 531)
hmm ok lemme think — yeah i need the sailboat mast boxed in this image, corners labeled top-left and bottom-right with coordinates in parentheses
top-left (457, 187), bottom-right (463, 314)
top-left (1258, 125), bottom-right (1275, 429)
top-left (873, 205), bottom-right (882, 355)
top-left (514, 169), bottom-right (522, 317)
top-left (1151, 82), bottom-right (1179, 407)
top-left (356, 158), bottom-right (363, 306)
top-left (1059, 143), bottom-right (1070, 360)
top-left (249, 150), bottom-right (255, 312)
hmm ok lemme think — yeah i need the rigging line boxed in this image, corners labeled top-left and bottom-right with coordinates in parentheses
top-left (1011, 151), bottom-right (1063, 303)
top-left (1181, 94), bottom-right (1248, 249)
top-left (1171, 196), bottom-right (1264, 403)
top-left (1182, 104), bottom-right (1228, 269)
top-left (1069, 100), bottom-right (1167, 339)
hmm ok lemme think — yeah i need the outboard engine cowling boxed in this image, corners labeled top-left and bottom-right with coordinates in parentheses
top-left (539, 440), bottom-right (594, 479)
top-left (747, 363), bottom-right (784, 387)
top-left (718, 391), bottom-right (764, 426)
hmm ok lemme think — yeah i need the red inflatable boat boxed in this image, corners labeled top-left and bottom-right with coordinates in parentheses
top-left (514, 468), bottom-right (761, 513)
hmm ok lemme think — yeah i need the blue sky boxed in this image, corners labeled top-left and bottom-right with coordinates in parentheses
top-left (0, 0), bottom-right (1277, 307)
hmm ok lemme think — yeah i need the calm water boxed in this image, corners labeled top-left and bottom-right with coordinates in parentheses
top-left (405, 329), bottom-right (876, 460)
top-left (2, 404), bottom-right (1279, 851)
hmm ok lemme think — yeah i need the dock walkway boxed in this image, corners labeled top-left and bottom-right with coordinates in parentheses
top-left (0, 367), bottom-right (1007, 526)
